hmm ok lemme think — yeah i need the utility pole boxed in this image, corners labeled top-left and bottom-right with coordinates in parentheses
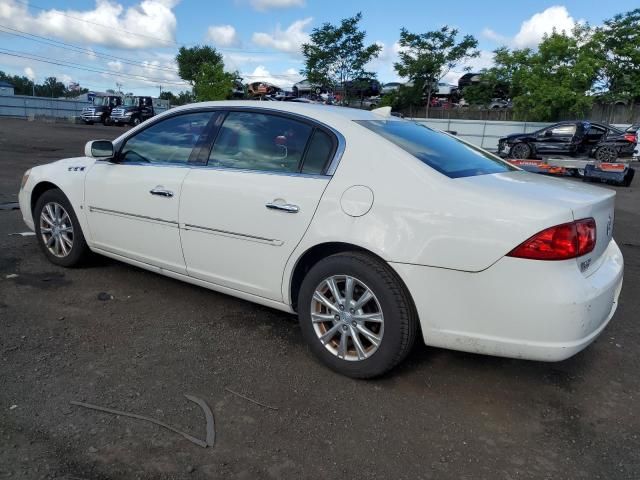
top-left (157, 85), bottom-right (162, 98)
top-left (116, 82), bottom-right (123, 94)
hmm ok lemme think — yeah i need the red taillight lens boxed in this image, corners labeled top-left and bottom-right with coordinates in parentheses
top-left (507, 218), bottom-right (596, 260)
top-left (623, 133), bottom-right (637, 143)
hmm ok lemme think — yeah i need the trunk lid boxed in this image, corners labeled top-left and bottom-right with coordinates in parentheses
top-left (459, 171), bottom-right (616, 273)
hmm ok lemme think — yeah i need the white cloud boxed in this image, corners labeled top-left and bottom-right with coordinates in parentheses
top-left (23, 67), bottom-right (35, 80)
top-left (252, 18), bottom-right (311, 55)
top-left (250, 0), bottom-right (305, 11)
top-left (107, 60), bottom-right (123, 72)
top-left (0, 0), bottom-right (178, 49)
top-left (483, 6), bottom-right (577, 49)
top-left (206, 24), bottom-right (241, 47)
top-left (243, 65), bottom-right (301, 89)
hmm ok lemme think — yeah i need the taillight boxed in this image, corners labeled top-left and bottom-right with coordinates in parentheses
top-left (623, 133), bottom-right (637, 143)
top-left (507, 218), bottom-right (596, 260)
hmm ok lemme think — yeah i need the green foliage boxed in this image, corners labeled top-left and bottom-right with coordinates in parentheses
top-left (193, 62), bottom-right (235, 102)
top-left (176, 45), bottom-right (224, 85)
top-left (394, 26), bottom-right (479, 104)
top-left (159, 90), bottom-right (194, 105)
top-left (301, 12), bottom-right (381, 95)
top-left (379, 84), bottom-right (424, 111)
top-left (594, 8), bottom-right (640, 102)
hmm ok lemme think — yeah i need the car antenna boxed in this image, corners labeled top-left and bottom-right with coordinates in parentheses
top-left (371, 106), bottom-right (392, 118)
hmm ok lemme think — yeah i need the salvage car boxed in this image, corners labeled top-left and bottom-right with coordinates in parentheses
top-left (19, 102), bottom-right (624, 378)
top-left (498, 121), bottom-right (638, 162)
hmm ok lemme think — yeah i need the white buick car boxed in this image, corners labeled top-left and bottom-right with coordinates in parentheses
top-left (18, 101), bottom-right (623, 378)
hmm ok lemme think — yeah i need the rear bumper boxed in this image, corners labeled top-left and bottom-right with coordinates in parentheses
top-left (391, 239), bottom-right (623, 361)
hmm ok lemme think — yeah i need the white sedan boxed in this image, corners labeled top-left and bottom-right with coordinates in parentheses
top-left (18, 101), bottom-right (624, 378)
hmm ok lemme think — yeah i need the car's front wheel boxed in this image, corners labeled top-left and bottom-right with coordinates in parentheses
top-left (510, 142), bottom-right (532, 159)
top-left (34, 189), bottom-right (90, 267)
top-left (298, 252), bottom-right (418, 378)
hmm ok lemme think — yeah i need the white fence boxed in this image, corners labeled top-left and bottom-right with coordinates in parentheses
top-left (0, 94), bottom-right (169, 120)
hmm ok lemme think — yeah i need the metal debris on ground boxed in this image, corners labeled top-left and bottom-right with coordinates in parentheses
top-left (97, 292), bottom-right (114, 301)
top-left (8, 232), bottom-right (35, 237)
top-left (5, 274), bottom-right (19, 279)
top-left (70, 394), bottom-right (215, 448)
top-left (224, 387), bottom-right (279, 411)
top-left (0, 202), bottom-right (20, 211)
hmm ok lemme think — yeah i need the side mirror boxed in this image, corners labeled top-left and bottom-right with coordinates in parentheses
top-left (85, 140), bottom-right (114, 159)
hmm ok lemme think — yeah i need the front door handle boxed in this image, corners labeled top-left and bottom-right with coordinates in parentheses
top-left (265, 202), bottom-right (299, 213)
top-left (150, 187), bottom-right (174, 198)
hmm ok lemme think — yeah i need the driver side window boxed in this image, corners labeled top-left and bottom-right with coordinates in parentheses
top-left (120, 112), bottom-right (215, 164)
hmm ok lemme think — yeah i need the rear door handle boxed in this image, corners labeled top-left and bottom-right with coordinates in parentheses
top-left (150, 187), bottom-right (174, 198)
top-left (265, 202), bottom-right (299, 213)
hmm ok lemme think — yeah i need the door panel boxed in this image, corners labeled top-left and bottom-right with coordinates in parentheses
top-left (180, 169), bottom-right (328, 300)
top-left (85, 163), bottom-right (189, 273)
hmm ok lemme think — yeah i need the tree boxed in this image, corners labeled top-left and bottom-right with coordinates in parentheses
top-left (394, 26), bottom-right (479, 113)
top-left (176, 45), bottom-right (224, 86)
top-left (594, 8), bottom-right (640, 102)
top-left (511, 26), bottom-right (604, 121)
top-left (193, 62), bottom-right (235, 102)
top-left (301, 13), bottom-right (381, 99)
top-left (36, 76), bottom-right (67, 98)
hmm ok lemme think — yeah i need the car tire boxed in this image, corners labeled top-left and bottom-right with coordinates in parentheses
top-left (102, 116), bottom-right (111, 126)
top-left (131, 116), bottom-right (141, 126)
top-left (510, 143), bottom-right (532, 159)
top-left (33, 189), bottom-right (90, 268)
top-left (297, 252), bottom-right (418, 378)
top-left (594, 146), bottom-right (618, 163)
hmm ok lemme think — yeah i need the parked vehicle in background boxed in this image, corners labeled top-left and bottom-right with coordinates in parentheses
top-left (343, 78), bottom-right (381, 98)
top-left (489, 98), bottom-right (512, 109)
top-left (110, 96), bottom-right (155, 126)
top-left (458, 72), bottom-right (482, 90)
top-left (292, 79), bottom-right (325, 97)
top-left (247, 82), bottom-right (282, 98)
top-left (231, 80), bottom-right (245, 99)
top-left (81, 95), bottom-right (121, 125)
top-left (19, 101), bottom-right (623, 378)
top-left (498, 121), bottom-right (638, 161)
top-left (381, 82), bottom-right (403, 95)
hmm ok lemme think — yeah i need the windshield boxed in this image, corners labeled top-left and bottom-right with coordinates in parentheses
top-left (92, 97), bottom-right (109, 106)
top-left (356, 120), bottom-right (517, 178)
top-left (123, 97), bottom-right (137, 107)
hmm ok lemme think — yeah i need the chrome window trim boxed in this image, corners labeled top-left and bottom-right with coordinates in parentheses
top-left (107, 105), bottom-right (346, 177)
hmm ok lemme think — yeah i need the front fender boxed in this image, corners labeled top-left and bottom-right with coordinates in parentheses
top-left (20, 157), bottom-right (96, 241)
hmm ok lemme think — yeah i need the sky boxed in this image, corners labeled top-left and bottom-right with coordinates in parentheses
top-left (0, 0), bottom-right (637, 96)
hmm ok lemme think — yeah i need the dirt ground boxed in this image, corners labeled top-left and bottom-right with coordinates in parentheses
top-left (1, 117), bottom-right (639, 479)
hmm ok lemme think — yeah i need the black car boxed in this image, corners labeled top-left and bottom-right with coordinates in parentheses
top-left (498, 121), bottom-right (638, 162)
top-left (109, 96), bottom-right (155, 126)
top-left (81, 95), bottom-right (122, 125)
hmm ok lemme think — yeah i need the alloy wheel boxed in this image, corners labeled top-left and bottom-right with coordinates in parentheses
top-left (511, 143), bottom-right (530, 159)
top-left (596, 146), bottom-right (617, 163)
top-left (310, 275), bottom-right (384, 361)
top-left (39, 202), bottom-right (74, 258)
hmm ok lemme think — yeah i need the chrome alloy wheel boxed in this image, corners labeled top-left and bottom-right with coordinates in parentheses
top-left (40, 202), bottom-right (74, 258)
top-left (310, 275), bottom-right (384, 361)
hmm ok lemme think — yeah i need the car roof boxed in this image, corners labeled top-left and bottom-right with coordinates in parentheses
top-left (169, 100), bottom-right (400, 124)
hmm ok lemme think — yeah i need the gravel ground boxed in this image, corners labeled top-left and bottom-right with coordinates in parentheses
top-left (1, 118), bottom-right (639, 479)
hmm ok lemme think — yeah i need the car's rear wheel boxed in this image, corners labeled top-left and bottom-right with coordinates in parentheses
top-left (594, 145), bottom-right (618, 163)
top-left (298, 252), bottom-right (417, 378)
top-left (510, 143), bottom-right (532, 159)
top-left (34, 189), bottom-right (89, 267)
top-left (131, 116), bottom-right (141, 126)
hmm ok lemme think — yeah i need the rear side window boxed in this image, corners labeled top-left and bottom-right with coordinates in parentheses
top-left (356, 120), bottom-right (516, 178)
top-left (550, 124), bottom-right (577, 136)
top-left (301, 129), bottom-right (334, 174)
top-left (210, 112), bottom-right (313, 173)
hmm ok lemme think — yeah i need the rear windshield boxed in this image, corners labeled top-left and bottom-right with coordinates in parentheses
top-left (355, 120), bottom-right (516, 178)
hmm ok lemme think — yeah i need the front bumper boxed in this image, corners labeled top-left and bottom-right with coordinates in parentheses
top-left (81, 114), bottom-right (102, 121)
top-left (110, 115), bottom-right (131, 123)
top-left (18, 185), bottom-right (35, 231)
top-left (391, 239), bottom-right (623, 361)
